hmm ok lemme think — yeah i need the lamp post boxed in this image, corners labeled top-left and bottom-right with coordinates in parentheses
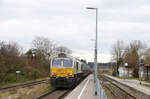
top-left (86, 7), bottom-right (98, 95)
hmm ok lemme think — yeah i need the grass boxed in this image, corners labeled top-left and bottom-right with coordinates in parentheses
top-left (142, 83), bottom-right (150, 88)
top-left (0, 82), bottom-right (53, 99)
top-left (0, 77), bottom-right (49, 88)
top-left (107, 73), bottom-right (112, 76)
top-left (127, 77), bottom-right (139, 80)
top-left (116, 76), bottom-right (138, 80)
top-left (106, 73), bottom-right (139, 80)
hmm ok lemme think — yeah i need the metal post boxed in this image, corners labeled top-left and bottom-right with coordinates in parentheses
top-left (95, 8), bottom-right (98, 95)
top-left (86, 7), bottom-right (98, 95)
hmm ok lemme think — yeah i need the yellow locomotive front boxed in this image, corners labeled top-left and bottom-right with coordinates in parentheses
top-left (50, 54), bottom-right (75, 88)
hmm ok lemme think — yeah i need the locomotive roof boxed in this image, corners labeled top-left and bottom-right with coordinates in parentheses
top-left (50, 52), bottom-right (80, 61)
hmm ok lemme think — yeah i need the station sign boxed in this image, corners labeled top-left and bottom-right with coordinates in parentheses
top-left (16, 71), bottom-right (21, 74)
top-left (136, 63), bottom-right (144, 66)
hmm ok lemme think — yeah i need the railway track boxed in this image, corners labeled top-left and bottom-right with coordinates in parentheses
top-left (35, 89), bottom-right (71, 99)
top-left (35, 76), bottom-right (87, 99)
top-left (0, 79), bottom-right (48, 92)
top-left (35, 75), bottom-right (89, 99)
top-left (99, 75), bottom-right (136, 99)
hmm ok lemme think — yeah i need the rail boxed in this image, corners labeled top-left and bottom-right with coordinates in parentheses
top-left (35, 89), bottom-right (70, 99)
top-left (35, 74), bottom-right (89, 99)
top-left (0, 80), bottom-right (48, 92)
top-left (100, 75), bottom-right (136, 99)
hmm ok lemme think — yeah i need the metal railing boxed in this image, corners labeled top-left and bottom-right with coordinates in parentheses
top-left (96, 78), bottom-right (107, 99)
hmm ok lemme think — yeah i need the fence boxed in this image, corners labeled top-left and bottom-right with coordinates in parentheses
top-left (96, 78), bottom-right (107, 99)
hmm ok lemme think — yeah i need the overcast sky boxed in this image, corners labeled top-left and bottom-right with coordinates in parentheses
top-left (0, 0), bottom-right (150, 62)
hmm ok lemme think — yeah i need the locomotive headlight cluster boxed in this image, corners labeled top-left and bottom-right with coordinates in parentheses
top-left (68, 73), bottom-right (73, 77)
top-left (68, 73), bottom-right (72, 75)
top-left (51, 72), bottom-right (56, 76)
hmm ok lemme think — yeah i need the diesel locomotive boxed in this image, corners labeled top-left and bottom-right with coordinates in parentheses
top-left (50, 53), bottom-right (91, 88)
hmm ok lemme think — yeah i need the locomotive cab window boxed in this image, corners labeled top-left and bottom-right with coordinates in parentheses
top-left (63, 59), bottom-right (73, 67)
top-left (52, 59), bottom-right (61, 67)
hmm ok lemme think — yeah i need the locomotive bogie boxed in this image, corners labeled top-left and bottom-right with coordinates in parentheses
top-left (50, 77), bottom-right (76, 88)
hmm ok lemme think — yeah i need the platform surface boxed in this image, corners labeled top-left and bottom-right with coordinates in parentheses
top-left (65, 74), bottom-right (97, 99)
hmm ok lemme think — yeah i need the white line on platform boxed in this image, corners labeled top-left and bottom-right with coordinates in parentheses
top-left (77, 78), bottom-right (90, 99)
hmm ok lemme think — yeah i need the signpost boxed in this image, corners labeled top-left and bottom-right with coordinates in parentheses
top-left (139, 69), bottom-right (143, 84)
top-left (16, 71), bottom-right (21, 81)
top-left (138, 59), bottom-right (144, 84)
top-left (124, 63), bottom-right (128, 79)
top-left (138, 64), bottom-right (144, 84)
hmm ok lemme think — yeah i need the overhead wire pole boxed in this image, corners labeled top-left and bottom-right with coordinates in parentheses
top-left (86, 7), bottom-right (98, 95)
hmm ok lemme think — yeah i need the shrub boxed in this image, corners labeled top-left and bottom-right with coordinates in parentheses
top-left (5, 73), bottom-right (16, 83)
top-left (32, 70), bottom-right (40, 79)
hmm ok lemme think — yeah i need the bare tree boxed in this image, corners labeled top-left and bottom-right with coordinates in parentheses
top-left (143, 48), bottom-right (150, 64)
top-left (111, 40), bottom-right (125, 76)
top-left (31, 36), bottom-right (58, 75)
top-left (55, 46), bottom-right (72, 54)
top-left (32, 36), bottom-right (57, 60)
top-left (124, 40), bottom-right (146, 77)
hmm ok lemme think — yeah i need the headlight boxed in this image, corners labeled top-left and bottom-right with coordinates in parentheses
top-left (52, 73), bottom-right (56, 76)
top-left (68, 73), bottom-right (72, 76)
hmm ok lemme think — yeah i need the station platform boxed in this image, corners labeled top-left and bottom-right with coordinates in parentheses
top-left (65, 74), bottom-right (97, 99)
top-left (105, 75), bottom-right (150, 99)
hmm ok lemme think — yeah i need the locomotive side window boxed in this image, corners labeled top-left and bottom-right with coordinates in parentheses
top-left (52, 59), bottom-right (61, 67)
top-left (77, 62), bottom-right (79, 70)
top-left (81, 64), bottom-right (83, 71)
top-left (63, 59), bottom-right (72, 67)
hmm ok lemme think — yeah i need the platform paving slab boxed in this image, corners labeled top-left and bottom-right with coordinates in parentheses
top-left (65, 74), bottom-right (97, 99)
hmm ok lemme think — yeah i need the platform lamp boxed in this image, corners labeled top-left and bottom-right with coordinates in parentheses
top-left (86, 7), bottom-right (98, 95)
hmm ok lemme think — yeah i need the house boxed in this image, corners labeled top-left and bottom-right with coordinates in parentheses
top-left (139, 64), bottom-right (150, 80)
top-left (118, 66), bottom-right (134, 77)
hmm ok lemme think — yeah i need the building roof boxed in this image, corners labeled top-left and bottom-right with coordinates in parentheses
top-left (144, 64), bottom-right (150, 67)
